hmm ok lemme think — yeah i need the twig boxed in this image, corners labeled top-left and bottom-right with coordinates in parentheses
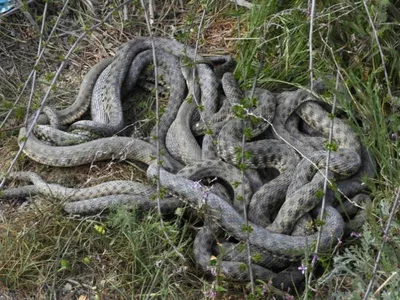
top-left (362, 0), bottom-right (393, 103)
top-left (148, 0), bottom-right (155, 25)
top-left (308, 0), bottom-right (316, 89)
top-left (240, 56), bottom-right (265, 295)
top-left (185, 5), bottom-right (215, 150)
top-left (305, 70), bottom-right (340, 293)
top-left (24, 0), bottom-right (48, 126)
top-left (123, 3), bottom-right (129, 21)
top-left (363, 189), bottom-right (400, 299)
top-left (139, 0), bottom-right (186, 265)
top-left (233, 0), bottom-right (256, 292)
top-left (0, 124), bottom-right (24, 133)
top-left (229, 0), bottom-right (253, 9)
top-left (373, 271), bottom-right (398, 297)
top-left (232, 0), bottom-right (246, 83)
top-left (190, 7), bottom-right (206, 111)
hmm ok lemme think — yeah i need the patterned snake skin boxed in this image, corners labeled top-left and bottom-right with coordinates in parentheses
top-left (2, 37), bottom-right (376, 290)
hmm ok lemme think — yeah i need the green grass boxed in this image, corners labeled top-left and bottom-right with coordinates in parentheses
top-left (0, 0), bottom-right (399, 299)
top-left (0, 203), bottom-right (201, 298)
top-left (235, 0), bottom-right (400, 298)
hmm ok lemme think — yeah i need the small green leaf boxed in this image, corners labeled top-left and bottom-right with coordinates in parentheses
top-left (204, 128), bottom-right (213, 135)
top-left (239, 263), bottom-right (248, 271)
top-left (215, 285), bottom-right (227, 292)
top-left (58, 259), bottom-right (69, 272)
top-left (324, 141), bottom-right (338, 151)
top-left (315, 218), bottom-right (327, 227)
top-left (243, 127), bottom-right (253, 139)
top-left (241, 224), bottom-right (253, 233)
top-left (82, 257), bottom-right (91, 265)
top-left (237, 243), bottom-right (246, 253)
top-left (232, 180), bottom-right (241, 188)
top-left (244, 150), bottom-right (253, 160)
top-left (252, 252), bottom-right (263, 263)
top-left (315, 189), bottom-right (324, 199)
top-left (94, 224), bottom-right (106, 235)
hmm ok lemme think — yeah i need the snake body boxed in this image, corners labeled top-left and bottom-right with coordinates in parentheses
top-left (3, 37), bottom-right (375, 290)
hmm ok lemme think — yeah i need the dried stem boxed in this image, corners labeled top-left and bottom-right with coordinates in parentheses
top-left (306, 70), bottom-right (340, 292)
top-left (308, 0), bottom-right (316, 89)
top-left (363, 189), bottom-right (400, 299)
top-left (362, 0), bottom-right (393, 102)
top-left (24, 0), bottom-right (48, 126)
top-left (139, 0), bottom-right (185, 263)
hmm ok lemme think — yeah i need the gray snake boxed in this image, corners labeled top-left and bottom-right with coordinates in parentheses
top-left (2, 37), bottom-right (375, 291)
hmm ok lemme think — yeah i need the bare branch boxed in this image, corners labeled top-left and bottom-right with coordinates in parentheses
top-left (363, 189), bottom-right (400, 299)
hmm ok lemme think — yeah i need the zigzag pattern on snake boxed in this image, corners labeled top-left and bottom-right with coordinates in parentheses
top-left (2, 37), bottom-right (376, 291)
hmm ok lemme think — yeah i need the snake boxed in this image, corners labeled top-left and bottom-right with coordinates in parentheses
top-left (2, 37), bottom-right (376, 290)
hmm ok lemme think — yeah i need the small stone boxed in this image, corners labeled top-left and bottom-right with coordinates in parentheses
top-left (63, 283), bottom-right (73, 293)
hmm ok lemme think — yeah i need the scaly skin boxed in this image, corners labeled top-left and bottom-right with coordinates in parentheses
top-left (8, 37), bottom-right (375, 288)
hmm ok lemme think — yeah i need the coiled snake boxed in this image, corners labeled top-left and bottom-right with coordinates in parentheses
top-left (2, 37), bottom-right (375, 291)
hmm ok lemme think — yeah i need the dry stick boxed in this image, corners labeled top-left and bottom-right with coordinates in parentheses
top-left (308, 0), bottom-right (316, 90)
top-left (232, 0), bottom-right (255, 292)
top-left (232, 0), bottom-right (246, 82)
top-left (317, 31), bottom-right (400, 291)
top-left (123, 3), bottom-right (129, 21)
top-left (187, 2), bottom-right (251, 290)
top-left (239, 134), bottom-right (255, 295)
top-left (229, 0), bottom-right (253, 9)
top-left (322, 22), bottom-right (399, 294)
top-left (188, 2), bottom-right (233, 288)
top-left (373, 271), bottom-right (398, 297)
top-left (178, 0), bottom-right (184, 10)
top-left (320, 29), bottom-right (396, 182)
top-left (363, 189), bottom-right (400, 299)
top-left (305, 70), bottom-right (340, 293)
top-left (190, 7), bottom-right (207, 126)
top-left (175, 2), bottom-right (209, 137)
top-left (148, 0), bottom-right (155, 24)
top-left (362, 0), bottom-right (393, 102)
top-left (139, 0), bottom-right (186, 269)
top-left (30, 2), bottom-right (58, 297)
top-left (240, 57), bottom-right (266, 295)
top-left (0, 0), bottom-right (136, 192)
top-left (0, 124), bottom-right (24, 132)
top-left (24, 1), bottom-right (48, 126)
top-left (314, 33), bottom-right (368, 210)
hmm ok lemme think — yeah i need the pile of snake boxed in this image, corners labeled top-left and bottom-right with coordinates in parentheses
top-left (1, 37), bottom-right (376, 291)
